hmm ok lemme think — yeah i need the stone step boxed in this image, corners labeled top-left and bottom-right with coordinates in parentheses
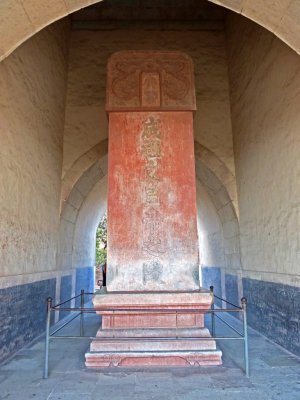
top-left (87, 291), bottom-right (222, 369)
top-left (90, 337), bottom-right (217, 352)
top-left (85, 350), bottom-right (223, 368)
top-left (97, 327), bottom-right (212, 338)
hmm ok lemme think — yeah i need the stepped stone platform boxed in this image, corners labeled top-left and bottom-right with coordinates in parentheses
top-left (85, 289), bottom-right (222, 368)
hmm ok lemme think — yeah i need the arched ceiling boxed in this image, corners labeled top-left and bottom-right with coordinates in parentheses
top-left (0, 0), bottom-right (299, 63)
top-left (73, 175), bottom-right (107, 268)
top-left (61, 140), bottom-right (108, 211)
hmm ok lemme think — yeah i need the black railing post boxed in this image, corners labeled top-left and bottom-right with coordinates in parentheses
top-left (241, 297), bottom-right (249, 377)
top-left (210, 285), bottom-right (215, 337)
top-left (80, 289), bottom-right (85, 337)
top-left (43, 297), bottom-right (52, 379)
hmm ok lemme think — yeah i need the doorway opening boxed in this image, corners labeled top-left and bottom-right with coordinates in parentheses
top-left (95, 212), bottom-right (107, 289)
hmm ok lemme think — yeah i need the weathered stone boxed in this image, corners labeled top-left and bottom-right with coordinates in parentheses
top-left (107, 111), bottom-right (199, 292)
top-left (86, 290), bottom-right (222, 367)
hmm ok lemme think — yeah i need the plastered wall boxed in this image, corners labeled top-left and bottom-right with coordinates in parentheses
top-left (226, 13), bottom-right (300, 354)
top-left (0, 20), bottom-right (69, 281)
top-left (197, 182), bottom-right (225, 269)
top-left (0, 20), bottom-right (69, 362)
top-left (226, 13), bottom-right (300, 288)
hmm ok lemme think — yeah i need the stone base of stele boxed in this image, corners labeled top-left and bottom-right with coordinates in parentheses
top-left (85, 289), bottom-right (222, 368)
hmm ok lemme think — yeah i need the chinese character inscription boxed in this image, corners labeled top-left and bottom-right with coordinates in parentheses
top-left (139, 116), bottom-right (166, 283)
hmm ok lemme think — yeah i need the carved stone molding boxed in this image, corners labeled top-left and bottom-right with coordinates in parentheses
top-left (106, 51), bottom-right (196, 111)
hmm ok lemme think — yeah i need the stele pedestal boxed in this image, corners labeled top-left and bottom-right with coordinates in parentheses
top-left (85, 51), bottom-right (222, 367)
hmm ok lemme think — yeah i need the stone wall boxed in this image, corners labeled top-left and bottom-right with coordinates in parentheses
top-left (243, 278), bottom-right (300, 355)
top-left (0, 279), bottom-right (56, 362)
top-left (226, 13), bottom-right (300, 355)
top-left (0, 20), bottom-right (69, 362)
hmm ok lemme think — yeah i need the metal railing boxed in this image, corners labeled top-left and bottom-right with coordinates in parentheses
top-left (209, 285), bottom-right (249, 377)
top-left (44, 289), bottom-right (94, 378)
top-left (43, 288), bottom-right (249, 378)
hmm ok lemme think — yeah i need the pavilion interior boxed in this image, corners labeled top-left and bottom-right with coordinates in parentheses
top-left (0, 0), bottom-right (299, 364)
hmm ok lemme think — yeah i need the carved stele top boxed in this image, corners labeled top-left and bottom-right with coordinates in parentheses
top-left (106, 51), bottom-right (196, 111)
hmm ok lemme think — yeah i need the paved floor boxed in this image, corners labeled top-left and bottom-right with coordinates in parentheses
top-left (0, 309), bottom-right (299, 400)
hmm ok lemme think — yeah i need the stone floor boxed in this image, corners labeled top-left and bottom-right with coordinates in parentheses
top-left (0, 308), bottom-right (299, 400)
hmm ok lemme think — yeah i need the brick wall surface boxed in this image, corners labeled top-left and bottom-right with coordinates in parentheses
top-left (225, 274), bottom-right (239, 307)
top-left (243, 278), bottom-right (300, 356)
top-left (201, 266), bottom-right (222, 307)
top-left (59, 275), bottom-right (72, 320)
top-left (0, 278), bottom-right (56, 363)
top-left (75, 267), bottom-right (94, 307)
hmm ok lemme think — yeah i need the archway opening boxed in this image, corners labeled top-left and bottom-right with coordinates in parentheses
top-left (95, 212), bottom-right (107, 289)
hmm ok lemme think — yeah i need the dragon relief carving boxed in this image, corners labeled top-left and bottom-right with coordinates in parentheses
top-left (107, 51), bottom-right (196, 110)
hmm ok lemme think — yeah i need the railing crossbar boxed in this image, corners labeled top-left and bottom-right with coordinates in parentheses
top-left (213, 294), bottom-right (242, 309)
top-left (52, 294), bottom-right (81, 308)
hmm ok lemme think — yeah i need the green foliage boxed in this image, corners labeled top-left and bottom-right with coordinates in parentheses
top-left (95, 213), bottom-right (107, 265)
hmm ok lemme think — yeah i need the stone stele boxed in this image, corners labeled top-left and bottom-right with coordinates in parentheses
top-left (85, 51), bottom-right (222, 367)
